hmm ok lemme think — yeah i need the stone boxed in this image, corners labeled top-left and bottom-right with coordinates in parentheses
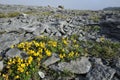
top-left (112, 58), bottom-right (120, 78)
top-left (112, 76), bottom-right (120, 80)
top-left (50, 57), bottom-right (91, 74)
top-left (100, 20), bottom-right (120, 41)
top-left (5, 48), bottom-right (22, 58)
top-left (0, 33), bottom-right (20, 53)
top-left (33, 24), bottom-right (48, 36)
top-left (89, 57), bottom-right (103, 65)
top-left (38, 71), bottom-right (45, 79)
top-left (0, 61), bottom-right (4, 71)
top-left (86, 64), bottom-right (116, 80)
top-left (43, 53), bottom-right (60, 67)
top-left (20, 26), bottom-right (38, 33)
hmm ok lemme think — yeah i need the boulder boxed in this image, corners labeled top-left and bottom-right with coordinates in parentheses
top-left (50, 57), bottom-right (91, 74)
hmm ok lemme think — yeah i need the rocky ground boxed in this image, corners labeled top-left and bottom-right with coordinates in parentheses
top-left (0, 4), bottom-right (120, 80)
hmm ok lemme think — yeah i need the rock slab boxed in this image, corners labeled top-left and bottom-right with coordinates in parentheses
top-left (86, 64), bottom-right (116, 80)
top-left (50, 57), bottom-right (91, 74)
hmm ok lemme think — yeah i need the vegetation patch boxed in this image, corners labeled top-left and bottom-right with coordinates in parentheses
top-left (0, 12), bottom-right (20, 18)
top-left (0, 35), bottom-right (120, 80)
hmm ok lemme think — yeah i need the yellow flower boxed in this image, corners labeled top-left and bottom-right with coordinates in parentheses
top-left (100, 36), bottom-right (105, 42)
top-left (62, 49), bottom-right (65, 52)
top-left (37, 57), bottom-right (41, 61)
top-left (63, 53), bottom-right (66, 57)
top-left (59, 54), bottom-right (64, 59)
top-left (14, 75), bottom-right (20, 79)
top-left (33, 52), bottom-right (39, 56)
top-left (48, 41), bottom-right (57, 47)
top-left (39, 42), bottom-right (45, 48)
top-left (27, 56), bottom-right (33, 64)
top-left (21, 63), bottom-right (25, 68)
top-left (38, 48), bottom-right (43, 53)
top-left (2, 74), bottom-right (8, 80)
top-left (7, 61), bottom-right (12, 65)
top-left (28, 56), bottom-right (33, 61)
top-left (68, 51), bottom-right (74, 57)
top-left (34, 42), bottom-right (39, 47)
top-left (73, 40), bottom-right (77, 43)
top-left (62, 38), bottom-right (68, 45)
top-left (26, 71), bottom-right (29, 75)
top-left (2, 74), bottom-right (6, 77)
top-left (17, 42), bottom-right (25, 48)
top-left (12, 59), bottom-right (16, 64)
top-left (17, 67), bottom-right (24, 72)
top-left (45, 49), bottom-right (51, 56)
top-left (6, 65), bottom-right (10, 69)
top-left (27, 50), bottom-right (35, 55)
top-left (74, 44), bottom-right (79, 48)
top-left (17, 58), bottom-right (22, 64)
top-left (25, 63), bottom-right (29, 66)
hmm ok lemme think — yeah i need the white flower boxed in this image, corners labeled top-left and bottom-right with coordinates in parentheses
top-left (38, 71), bottom-right (45, 78)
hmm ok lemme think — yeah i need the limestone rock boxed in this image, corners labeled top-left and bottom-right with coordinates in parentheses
top-left (50, 57), bottom-right (91, 74)
top-left (86, 64), bottom-right (116, 80)
top-left (0, 61), bottom-right (4, 71)
top-left (43, 53), bottom-right (60, 67)
top-left (5, 48), bottom-right (22, 58)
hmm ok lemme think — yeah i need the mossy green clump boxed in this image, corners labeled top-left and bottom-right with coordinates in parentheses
top-left (0, 12), bottom-right (20, 18)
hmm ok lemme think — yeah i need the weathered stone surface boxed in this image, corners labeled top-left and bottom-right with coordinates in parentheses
top-left (43, 53), bottom-right (60, 67)
top-left (112, 76), bottom-right (120, 80)
top-left (50, 57), bottom-right (91, 74)
top-left (0, 33), bottom-right (20, 53)
top-left (86, 64), bottom-right (116, 80)
top-left (100, 19), bottom-right (120, 40)
top-left (0, 61), bottom-right (4, 71)
top-left (89, 57), bottom-right (103, 65)
top-left (112, 58), bottom-right (120, 78)
top-left (5, 48), bottom-right (22, 58)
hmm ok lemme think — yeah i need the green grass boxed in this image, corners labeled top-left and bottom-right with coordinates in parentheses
top-left (0, 12), bottom-right (20, 18)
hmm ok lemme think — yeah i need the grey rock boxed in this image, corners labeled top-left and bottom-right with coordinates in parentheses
top-left (43, 53), bottom-right (60, 67)
top-left (75, 76), bottom-right (86, 80)
top-left (100, 20), bottom-right (120, 41)
top-left (0, 61), bottom-right (4, 71)
top-left (17, 13), bottom-right (28, 19)
top-left (112, 58), bottom-right (120, 78)
top-left (5, 48), bottom-right (22, 58)
top-left (50, 57), bottom-right (91, 74)
top-left (33, 24), bottom-right (48, 36)
top-left (0, 33), bottom-right (20, 53)
top-left (86, 64), bottom-right (116, 80)
top-left (20, 25), bottom-right (39, 33)
top-left (89, 57), bottom-right (103, 65)
top-left (112, 76), bottom-right (120, 80)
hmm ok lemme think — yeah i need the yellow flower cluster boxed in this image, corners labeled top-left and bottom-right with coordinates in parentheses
top-left (59, 53), bottom-right (66, 59)
top-left (45, 49), bottom-right (52, 56)
top-left (2, 74), bottom-right (8, 80)
top-left (2, 36), bottom-right (81, 79)
top-left (48, 40), bottom-right (57, 47)
top-left (2, 56), bottom-right (34, 79)
top-left (62, 37), bottom-right (69, 45)
top-left (59, 51), bottom-right (79, 59)
top-left (7, 56), bottom-right (33, 73)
